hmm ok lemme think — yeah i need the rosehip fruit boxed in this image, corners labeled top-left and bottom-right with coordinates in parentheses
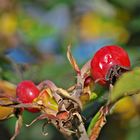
top-left (16, 80), bottom-right (40, 113)
top-left (91, 45), bottom-right (131, 85)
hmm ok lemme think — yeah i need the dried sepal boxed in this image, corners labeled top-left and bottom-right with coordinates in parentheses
top-left (26, 113), bottom-right (57, 127)
top-left (42, 121), bottom-right (49, 136)
top-left (10, 113), bottom-right (23, 140)
top-left (80, 59), bottom-right (91, 79)
top-left (67, 45), bottom-right (81, 74)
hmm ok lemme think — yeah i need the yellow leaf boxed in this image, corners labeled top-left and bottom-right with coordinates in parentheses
top-left (113, 97), bottom-right (137, 120)
top-left (0, 80), bottom-right (16, 120)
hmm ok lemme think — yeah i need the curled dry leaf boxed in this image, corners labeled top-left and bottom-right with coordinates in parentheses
top-left (0, 80), bottom-right (16, 120)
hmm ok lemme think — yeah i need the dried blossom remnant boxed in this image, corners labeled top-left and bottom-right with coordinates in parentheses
top-left (36, 80), bottom-right (87, 139)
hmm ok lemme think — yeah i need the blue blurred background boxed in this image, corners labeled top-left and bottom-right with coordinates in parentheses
top-left (0, 0), bottom-right (140, 140)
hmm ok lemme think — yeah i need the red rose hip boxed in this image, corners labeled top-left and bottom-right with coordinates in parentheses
top-left (90, 45), bottom-right (131, 85)
top-left (16, 80), bottom-right (40, 113)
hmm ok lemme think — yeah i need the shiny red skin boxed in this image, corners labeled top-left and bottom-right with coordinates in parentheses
top-left (91, 45), bottom-right (131, 85)
top-left (16, 80), bottom-right (40, 113)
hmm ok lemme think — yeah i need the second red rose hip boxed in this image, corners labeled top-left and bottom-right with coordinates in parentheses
top-left (16, 80), bottom-right (40, 113)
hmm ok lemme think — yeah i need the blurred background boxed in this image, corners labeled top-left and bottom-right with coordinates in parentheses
top-left (0, 0), bottom-right (140, 140)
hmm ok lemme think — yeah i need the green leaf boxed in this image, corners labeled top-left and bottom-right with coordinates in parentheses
top-left (87, 106), bottom-right (106, 140)
top-left (87, 109), bottom-right (101, 136)
top-left (110, 67), bottom-right (140, 103)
